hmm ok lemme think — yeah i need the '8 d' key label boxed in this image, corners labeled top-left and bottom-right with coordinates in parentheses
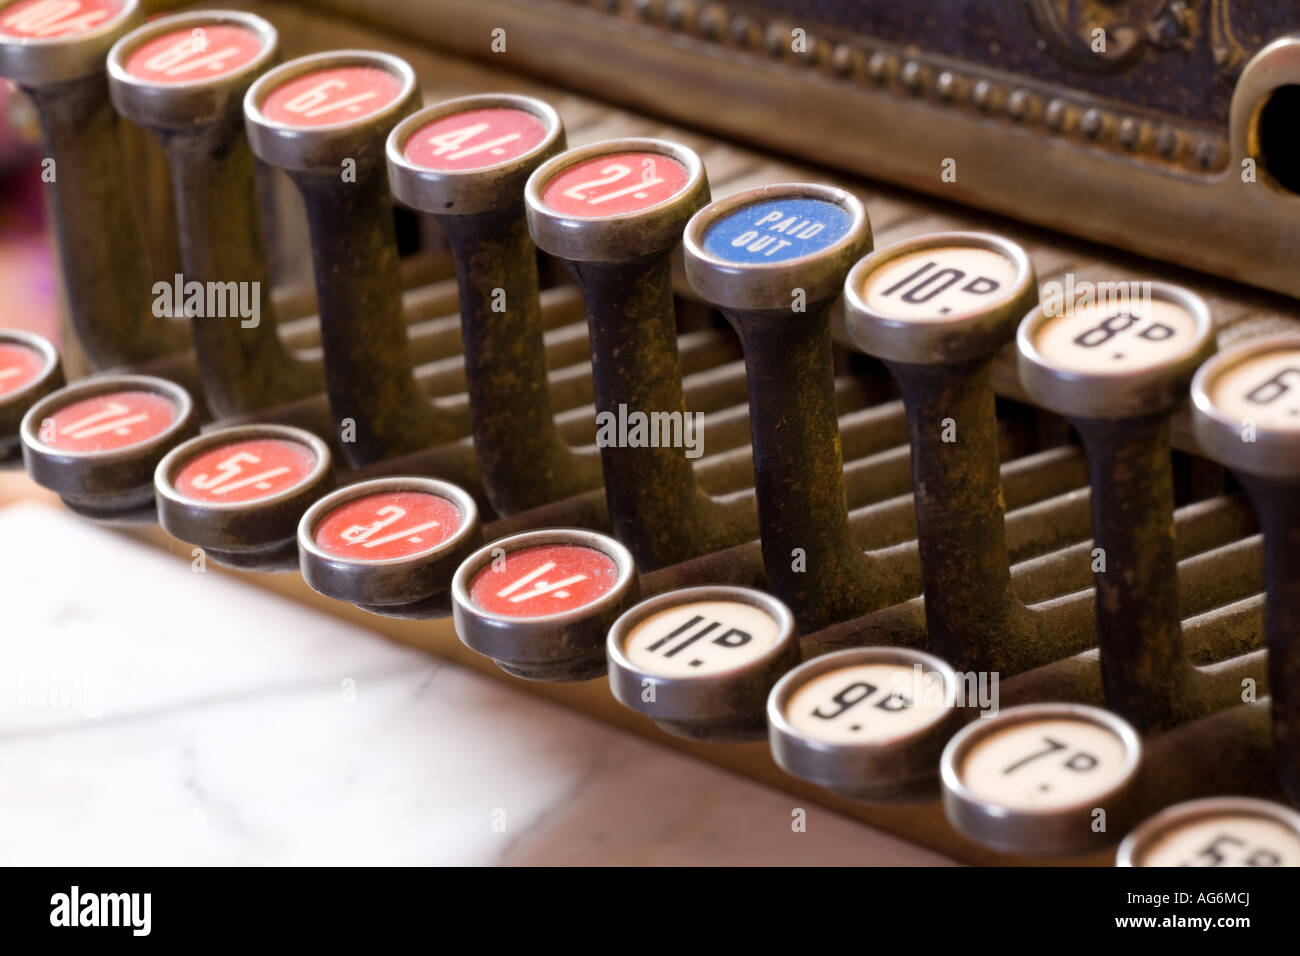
top-left (702, 197), bottom-right (852, 264)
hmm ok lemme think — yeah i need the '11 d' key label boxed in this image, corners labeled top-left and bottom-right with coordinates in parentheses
top-left (622, 599), bottom-right (779, 678)
top-left (703, 197), bottom-right (852, 264)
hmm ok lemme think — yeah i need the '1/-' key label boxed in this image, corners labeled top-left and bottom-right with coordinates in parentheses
top-left (470, 544), bottom-right (619, 618)
top-left (703, 197), bottom-right (852, 264)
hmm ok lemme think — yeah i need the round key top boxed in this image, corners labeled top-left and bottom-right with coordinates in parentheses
top-left (156, 424), bottom-right (331, 571)
top-left (844, 231), bottom-right (1037, 365)
top-left (245, 50), bottom-right (418, 173)
top-left (452, 528), bottom-right (637, 682)
top-left (1191, 334), bottom-right (1300, 481)
top-left (0, 330), bottom-right (62, 465)
top-left (1018, 281), bottom-right (1214, 418)
top-left (20, 374), bottom-right (196, 521)
top-left (769, 647), bottom-right (963, 801)
top-left (107, 10), bottom-right (275, 128)
top-left (299, 476), bottom-right (481, 617)
top-left (607, 586), bottom-right (799, 742)
top-left (388, 93), bottom-right (564, 217)
top-left (683, 182), bottom-right (870, 310)
top-left (1117, 796), bottom-right (1300, 867)
top-left (0, 0), bottom-right (140, 85)
top-left (525, 137), bottom-right (707, 263)
top-left (940, 703), bottom-right (1142, 856)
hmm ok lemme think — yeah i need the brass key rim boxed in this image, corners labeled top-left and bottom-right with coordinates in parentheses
top-left (524, 137), bottom-right (708, 262)
top-left (682, 182), bottom-right (872, 311)
top-left (606, 584), bottom-right (799, 725)
top-left (1190, 332), bottom-right (1300, 479)
top-left (244, 49), bottom-right (419, 171)
top-left (0, 0), bottom-right (142, 85)
top-left (387, 93), bottom-right (565, 217)
top-left (107, 9), bottom-right (279, 128)
top-left (843, 231), bottom-right (1037, 366)
top-left (939, 702), bottom-right (1143, 857)
top-left (1016, 280), bottom-right (1215, 419)
top-left (1116, 795), bottom-right (1300, 867)
top-left (768, 646), bottom-right (963, 799)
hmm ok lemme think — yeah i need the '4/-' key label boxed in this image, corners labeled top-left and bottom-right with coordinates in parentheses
top-left (703, 197), bottom-right (852, 264)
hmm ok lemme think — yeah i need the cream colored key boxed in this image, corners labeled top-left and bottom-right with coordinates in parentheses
top-left (1118, 796), bottom-right (1300, 867)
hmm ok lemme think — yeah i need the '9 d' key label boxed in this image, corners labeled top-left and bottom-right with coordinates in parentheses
top-left (703, 198), bottom-right (852, 264)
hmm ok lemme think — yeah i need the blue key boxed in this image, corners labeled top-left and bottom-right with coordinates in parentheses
top-left (702, 197), bottom-right (853, 264)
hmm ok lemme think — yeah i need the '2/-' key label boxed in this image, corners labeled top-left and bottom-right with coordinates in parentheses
top-left (703, 197), bottom-right (852, 264)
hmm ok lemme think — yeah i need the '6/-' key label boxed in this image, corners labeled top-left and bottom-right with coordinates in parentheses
top-left (260, 66), bottom-right (404, 128)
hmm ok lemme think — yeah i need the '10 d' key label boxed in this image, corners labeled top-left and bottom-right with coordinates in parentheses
top-left (42, 390), bottom-right (175, 453)
top-left (863, 246), bottom-right (1020, 320)
top-left (470, 543), bottom-right (619, 618)
top-left (313, 490), bottom-right (463, 561)
top-left (703, 197), bottom-right (852, 264)
top-left (622, 599), bottom-right (778, 678)
top-left (404, 107), bottom-right (548, 171)
top-left (0, 0), bottom-right (122, 38)
top-left (260, 66), bottom-right (404, 128)
top-left (124, 22), bottom-right (265, 84)
top-left (173, 437), bottom-right (317, 503)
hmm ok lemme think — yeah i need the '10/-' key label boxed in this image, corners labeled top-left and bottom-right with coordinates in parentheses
top-left (704, 198), bottom-right (852, 264)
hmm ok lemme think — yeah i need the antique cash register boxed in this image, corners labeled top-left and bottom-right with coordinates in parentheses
top-left (3, 0), bottom-right (1300, 866)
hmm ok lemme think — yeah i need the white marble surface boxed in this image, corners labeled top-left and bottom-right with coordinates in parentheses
top-left (0, 501), bottom-right (952, 865)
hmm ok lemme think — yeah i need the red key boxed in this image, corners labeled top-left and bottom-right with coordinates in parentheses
top-left (0, 0), bottom-right (122, 39)
top-left (541, 151), bottom-right (689, 217)
top-left (124, 22), bottom-right (264, 84)
top-left (42, 390), bottom-right (174, 453)
top-left (260, 65), bottom-right (404, 128)
top-left (403, 107), bottom-right (548, 171)
top-left (470, 543), bottom-right (619, 618)
top-left (313, 490), bottom-right (463, 561)
top-left (173, 437), bottom-right (316, 503)
top-left (0, 342), bottom-right (47, 397)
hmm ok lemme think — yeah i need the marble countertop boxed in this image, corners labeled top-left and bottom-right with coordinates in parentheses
top-left (0, 499), bottom-right (952, 866)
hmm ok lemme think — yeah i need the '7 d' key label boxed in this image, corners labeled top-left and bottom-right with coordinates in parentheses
top-left (470, 544), bottom-right (619, 618)
top-left (703, 197), bottom-right (852, 264)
